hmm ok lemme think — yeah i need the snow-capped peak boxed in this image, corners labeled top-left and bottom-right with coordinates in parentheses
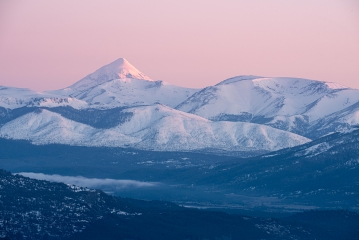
top-left (67, 58), bottom-right (152, 92)
top-left (95, 58), bottom-right (151, 81)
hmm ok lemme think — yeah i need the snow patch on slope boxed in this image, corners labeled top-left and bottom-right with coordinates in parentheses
top-left (295, 142), bottom-right (331, 157)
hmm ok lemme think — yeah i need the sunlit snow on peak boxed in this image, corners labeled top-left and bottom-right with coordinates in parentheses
top-left (324, 82), bottom-right (348, 90)
top-left (99, 58), bottom-right (152, 81)
top-left (66, 58), bottom-right (152, 92)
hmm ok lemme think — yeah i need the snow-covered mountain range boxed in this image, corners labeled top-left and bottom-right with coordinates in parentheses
top-left (0, 105), bottom-right (309, 152)
top-left (177, 76), bottom-right (359, 138)
top-left (0, 58), bottom-right (358, 154)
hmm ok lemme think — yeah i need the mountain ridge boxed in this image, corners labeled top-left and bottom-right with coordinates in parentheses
top-left (1, 58), bottom-right (359, 153)
top-left (0, 105), bottom-right (310, 153)
top-left (176, 76), bottom-right (359, 138)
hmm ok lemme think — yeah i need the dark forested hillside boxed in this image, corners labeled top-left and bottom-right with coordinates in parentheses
top-left (1, 169), bottom-right (359, 240)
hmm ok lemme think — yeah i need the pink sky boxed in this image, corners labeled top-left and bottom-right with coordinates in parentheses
top-left (0, 0), bottom-right (358, 91)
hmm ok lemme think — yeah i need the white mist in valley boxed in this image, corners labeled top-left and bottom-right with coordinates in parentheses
top-left (17, 172), bottom-right (159, 190)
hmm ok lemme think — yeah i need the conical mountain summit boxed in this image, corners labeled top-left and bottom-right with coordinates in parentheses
top-left (69, 58), bottom-right (152, 91)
